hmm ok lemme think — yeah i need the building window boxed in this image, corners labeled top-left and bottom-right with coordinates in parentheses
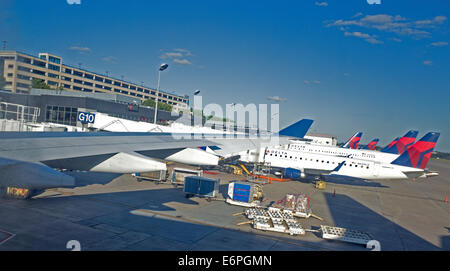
top-left (32, 69), bottom-right (46, 76)
top-left (65, 68), bottom-right (72, 74)
top-left (7, 64), bottom-right (14, 69)
top-left (74, 79), bottom-right (82, 84)
top-left (95, 84), bottom-right (103, 89)
top-left (45, 105), bottom-right (77, 126)
top-left (83, 88), bottom-right (93, 93)
top-left (73, 86), bottom-right (82, 91)
top-left (48, 56), bottom-right (61, 64)
top-left (84, 81), bottom-right (93, 86)
top-left (122, 83), bottom-right (129, 88)
top-left (73, 70), bottom-right (83, 77)
top-left (48, 81), bottom-right (58, 86)
top-left (48, 64), bottom-right (60, 71)
top-left (18, 66), bottom-right (31, 72)
top-left (17, 74), bottom-right (30, 80)
top-left (18, 56), bottom-right (32, 64)
top-left (48, 73), bottom-right (59, 79)
top-left (33, 60), bottom-right (46, 68)
top-left (104, 86), bottom-right (111, 91)
top-left (63, 76), bottom-right (72, 82)
top-left (104, 79), bottom-right (112, 84)
top-left (95, 76), bottom-right (103, 82)
top-left (85, 74), bottom-right (93, 80)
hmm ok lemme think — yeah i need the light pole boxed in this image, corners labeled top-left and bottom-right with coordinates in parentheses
top-left (153, 63), bottom-right (168, 124)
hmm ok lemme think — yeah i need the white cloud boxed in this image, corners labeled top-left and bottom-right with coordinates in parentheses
top-left (344, 31), bottom-right (383, 44)
top-left (313, 80), bottom-right (321, 84)
top-left (431, 41), bottom-right (448, 47)
top-left (423, 60), bottom-right (433, 66)
top-left (69, 46), bottom-right (91, 53)
top-left (315, 1), bottom-right (328, 6)
top-left (102, 56), bottom-right (117, 63)
top-left (303, 80), bottom-right (310, 84)
top-left (173, 58), bottom-right (192, 65)
top-left (267, 96), bottom-right (287, 102)
top-left (161, 52), bottom-right (183, 59)
top-left (365, 38), bottom-right (384, 44)
top-left (327, 14), bottom-right (446, 40)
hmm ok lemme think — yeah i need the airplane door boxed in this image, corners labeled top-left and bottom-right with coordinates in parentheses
top-left (373, 162), bottom-right (380, 177)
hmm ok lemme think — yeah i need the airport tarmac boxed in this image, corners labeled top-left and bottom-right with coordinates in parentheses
top-left (0, 159), bottom-right (449, 251)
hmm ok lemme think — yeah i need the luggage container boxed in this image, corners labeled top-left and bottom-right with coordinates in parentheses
top-left (171, 167), bottom-right (203, 187)
top-left (183, 176), bottom-right (220, 200)
top-left (133, 170), bottom-right (167, 184)
top-left (226, 181), bottom-right (263, 207)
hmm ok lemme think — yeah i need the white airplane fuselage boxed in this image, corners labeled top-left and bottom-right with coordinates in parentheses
top-left (285, 141), bottom-right (399, 163)
top-left (263, 148), bottom-right (423, 180)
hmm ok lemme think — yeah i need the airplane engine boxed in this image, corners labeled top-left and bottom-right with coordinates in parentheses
top-left (0, 158), bottom-right (75, 199)
top-left (283, 167), bottom-right (306, 179)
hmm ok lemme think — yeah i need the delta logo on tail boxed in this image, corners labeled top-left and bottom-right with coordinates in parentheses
top-left (342, 132), bottom-right (363, 149)
top-left (381, 137), bottom-right (400, 152)
top-left (392, 132), bottom-right (440, 169)
top-left (382, 130), bottom-right (418, 155)
top-left (361, 138), bottom-right (379, 150)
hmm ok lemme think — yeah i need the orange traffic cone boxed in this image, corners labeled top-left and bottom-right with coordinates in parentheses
top-left (445, 195), bottom-right (448, 203)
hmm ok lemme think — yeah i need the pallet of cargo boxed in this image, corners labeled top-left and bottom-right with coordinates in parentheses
top-left (320, 225), bottom-right (373, 245)
top-left (239, 207), bottom-right (305, 236)
top-left (225, 198), bottom-right (261, 207)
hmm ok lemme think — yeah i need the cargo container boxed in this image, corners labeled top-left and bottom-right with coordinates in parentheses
top-left (171, 167), bottom-right (203, 187)
top-left (183, 176), bottom-right (220, 200)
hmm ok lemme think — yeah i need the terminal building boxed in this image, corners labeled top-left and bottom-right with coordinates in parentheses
top-left (0, 51), bottom-right (189, 112)
top-left (0, 89), bottom-right (181, 130)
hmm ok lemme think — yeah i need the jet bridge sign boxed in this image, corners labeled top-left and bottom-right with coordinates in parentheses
top-left (77, 112), bottom-right (96, 124)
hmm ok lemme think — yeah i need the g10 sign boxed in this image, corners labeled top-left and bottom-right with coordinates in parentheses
top-left (77, 112), bottom-right (96, 124)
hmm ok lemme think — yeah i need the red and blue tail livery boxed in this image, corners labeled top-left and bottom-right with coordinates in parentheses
top-left (361, 138), bottom-right (379, 150)
top-left (381, 130), bottom-right (418, 155)
top-left (342, 132), bottom-right (363, 149)
top-left (391, 132), bottom-right (440, 169)
top-left (381, 137), bottom-right (400, 152)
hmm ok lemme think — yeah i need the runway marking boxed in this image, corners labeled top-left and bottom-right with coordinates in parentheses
top-left (0, 229), bottom-right (16, 246)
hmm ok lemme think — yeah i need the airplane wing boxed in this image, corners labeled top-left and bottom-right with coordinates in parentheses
top-left (0, 119), bottom-right (313, 193)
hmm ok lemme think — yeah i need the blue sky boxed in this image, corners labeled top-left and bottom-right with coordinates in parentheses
top-left (1, 0), bottom-right (450, 151)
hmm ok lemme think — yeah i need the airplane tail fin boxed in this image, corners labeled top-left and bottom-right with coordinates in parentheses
top-left (365, 138), bottom-right (379, 150)
top-left (342, 132), bottom-right (362, 149)
top-left (278, 119), bottom-right (314, 138)
top-left (381, 137), bottom-right (400, 152)
top-left (382, 130), bottom-right (418, 154)
top-left (391, 132), bottom-right (440, 169)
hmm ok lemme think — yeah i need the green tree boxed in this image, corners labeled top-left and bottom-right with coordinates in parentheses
top-left (142, 99), bottom-right (173, 112)
top-left (31, 78), bottom-right (52, 90)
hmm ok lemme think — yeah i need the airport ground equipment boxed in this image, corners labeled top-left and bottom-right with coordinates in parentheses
top-left (183, 176), bottom-right (220, 200)
top-left (171, 167), bottom-right (203, 187)
top-left (133, 170), bottom-right (167, 184)
top-left (314, 180), bottom-right (326, 190)
top-left (237, 207), bottom-right (305, 236)
top-left (273, 193), bottom-right (322, 220)
top-left (319, 225), bottom-right (373, 245)
top-left (226, 181), bottom-right (264, 207)
top-left (224, 164), bottom-right (243, 175)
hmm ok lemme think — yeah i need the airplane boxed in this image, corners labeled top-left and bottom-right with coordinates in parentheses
top-left (240, 130), bottom-right (420, 165)
top-left (360, 138), bottom-right (379, 150)
top-left (380, 130), bottom-right (418, 154)
top-left (342, 132), bottom-right (363, 149)
top-left (0, 119), bottom-right (314, 199)
top-left (380, 137), bottom-right (400, 153)
top-left (262, 132), bottom-right (440, 181)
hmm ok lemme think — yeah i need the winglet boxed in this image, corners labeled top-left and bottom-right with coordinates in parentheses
top-left (278, 119), bottom-right (314, 138)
